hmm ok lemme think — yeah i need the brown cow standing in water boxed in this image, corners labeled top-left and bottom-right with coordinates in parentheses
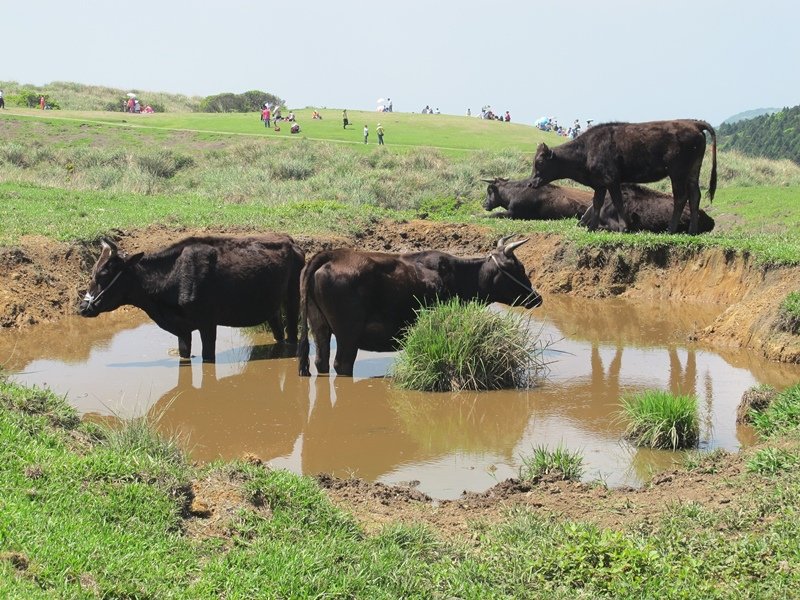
top-left (79, 235), bottom-right (305, 362)
top-left (298, 236), bottom-right (543, 377)
top-left (530, 119), bottom-right (717, 234)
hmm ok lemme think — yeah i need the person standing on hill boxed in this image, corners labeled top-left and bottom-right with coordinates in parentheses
top-left (363, 124), bottom-right (369, 144)
top-left (39, 95), bottom-right (45, 110)
top-left (376, 123), bottom-right (384, 145)
top-left (261, 104), bottom-right (271, 128)
top-left (342, 109), bottom-right (349, 129)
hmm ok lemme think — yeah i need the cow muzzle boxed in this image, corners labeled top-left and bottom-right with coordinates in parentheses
top-left (78, 292), bottom-right (100, 317)
top-left (520, 289), bottom-right (543, 309)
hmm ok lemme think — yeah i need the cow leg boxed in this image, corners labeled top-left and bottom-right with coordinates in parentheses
top-left (589, 187), bottom-right (607, 231)
top-left (669, 177), bottom-right (689, 234)
top-left (312, 326), bottom-right (332, 374)
top-left (266, 312), bottom-right (285, 343)
top-left (285, 281), bottom-right (300, 344)
top-left (178, 333), bottom-right (192, 361)
top-left (687, 177), bottom-right (702, 235)
top-left (199, 326), bottom-right (217, 363)
top-left (607, 184), bottom-right (628, 232)
top-left (333, 339), bottom-right (359, 377)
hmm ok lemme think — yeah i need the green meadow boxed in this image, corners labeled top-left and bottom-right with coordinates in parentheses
top-left (2, 108), bottom-right (800, 262)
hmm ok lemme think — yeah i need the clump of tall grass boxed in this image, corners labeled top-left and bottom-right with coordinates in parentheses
top-left (136, 150), bottom-right (194, 179)
top-left (101, 414), bottom-right (187, 468)
top-left (750, 383), bottom-right (800, 437)
top-left (776, 291), bottom-right (800, 334)
top-left (519, 444), bottom-right (584, 482)
top-left (391, 298), bottom-right (548, 392)
top-left (619, 390), bottom-right (699, 450)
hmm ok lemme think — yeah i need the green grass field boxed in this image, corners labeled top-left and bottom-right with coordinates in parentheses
top-left (1, 106), bottom-right (559, 155)
top-left (2, 108), bottom-right (800, 263)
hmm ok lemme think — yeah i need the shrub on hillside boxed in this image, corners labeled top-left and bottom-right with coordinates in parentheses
top-left (392, 298), bottom-right (549, 392)
top-left (200, 90), bottom-right (285, 113)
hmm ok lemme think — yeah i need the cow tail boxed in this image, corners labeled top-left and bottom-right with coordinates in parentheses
top-left (297, 251), bottom-right (326, 376)
top-left (700, 120), bottom-right (717, 202)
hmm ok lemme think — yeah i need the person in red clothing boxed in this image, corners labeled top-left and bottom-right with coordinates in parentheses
top-left (39, 95), bottom-right (45, 110)
top-left (261, 104), bottom-right (271, 128)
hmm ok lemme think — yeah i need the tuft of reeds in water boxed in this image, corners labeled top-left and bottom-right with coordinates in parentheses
top-left (620, 390), bottom-right (699, 450)
top-left (518, 444), bottom-right (584, 482)
top-left (391, 298), bottom-right (549, 392)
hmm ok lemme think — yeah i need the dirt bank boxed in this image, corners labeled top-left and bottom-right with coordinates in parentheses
top-left (3, 220), bottom-right (799, 362)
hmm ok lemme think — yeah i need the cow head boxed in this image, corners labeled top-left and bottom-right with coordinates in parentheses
top-left (530, 143), bottom-right (556, 188)
top-left (78, 239), bottom-right (143, 317)
top-left (482, 236), bottom-right (543, 309)
top-left (481, 178), bottom-right (509, 211)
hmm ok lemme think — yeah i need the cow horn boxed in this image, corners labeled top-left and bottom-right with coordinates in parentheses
top-left (100, 238), bottom-right (118, 256)
top-left (496, 234), bottom-right (517, 249)
top-left (503, 238), bottom-right (529, 256)
top-left (481, 178), bottom-right (495, 184)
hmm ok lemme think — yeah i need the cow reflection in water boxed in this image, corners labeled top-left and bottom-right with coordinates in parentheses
top-left (151, 344), bottom-right (309, 462)
top-left (147, 351), bottom-right (537, 483)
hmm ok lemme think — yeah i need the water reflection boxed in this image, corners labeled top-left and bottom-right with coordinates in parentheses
top-left (2, 297), bottom-right (798, 499)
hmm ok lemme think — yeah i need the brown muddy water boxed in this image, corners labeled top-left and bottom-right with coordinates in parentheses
top-left (3, 297), bottom-right (800, 499)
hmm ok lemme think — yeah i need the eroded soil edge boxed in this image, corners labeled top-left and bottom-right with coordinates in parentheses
top-left (2, 220), bottom-right (799, 362)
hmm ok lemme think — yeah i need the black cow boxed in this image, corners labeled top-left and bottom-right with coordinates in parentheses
top-left (482, 177), bottom-right (592, 220)
top-left (579, 184), bottom-right (715, 233)
top-left (530, 119), bottom-right (717, 234)
top-left (79, 235), bottom-right (305, 362)
top-left (298, 236), bottom-right (542, 377)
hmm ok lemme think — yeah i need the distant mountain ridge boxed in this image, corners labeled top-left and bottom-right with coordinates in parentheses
top-left (721, 108), bottom-right (780, 126)
top-left (718, 105), bottom-right (800, 165)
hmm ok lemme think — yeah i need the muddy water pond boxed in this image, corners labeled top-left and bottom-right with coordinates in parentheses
top-left (3, 297), bottom-right (800, 499)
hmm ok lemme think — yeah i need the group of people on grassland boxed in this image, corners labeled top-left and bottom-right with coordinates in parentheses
top-left (260, 103), bottom-right (301, 133)
top-left (124, 96), bottom-right (154, 114)
top-left (536, 117), bottom-right (593, 139)
top-left (342, 109), bottom-right (385, 145)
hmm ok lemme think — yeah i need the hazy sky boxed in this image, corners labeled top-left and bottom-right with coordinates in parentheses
top-left (4, 0), bottom-right (797, 126)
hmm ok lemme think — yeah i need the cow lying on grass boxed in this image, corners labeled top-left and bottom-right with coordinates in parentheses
top-left (298, 236), bottom-right (543, 377)
top-left (482, 177), bottom-right (591, 220)
top-left (579, 184), bottom-right (715, 233)
top-left (531, 119), bottom-right (717, 234)
top-left (79, 235), bottom-right (305, 362)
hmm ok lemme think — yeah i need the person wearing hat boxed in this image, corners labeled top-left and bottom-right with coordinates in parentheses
top-left (376, 123), bottom-right (385, 145)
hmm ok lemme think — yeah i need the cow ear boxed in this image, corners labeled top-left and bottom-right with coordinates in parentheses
top-left (125, 252), bottom-right (144, 268)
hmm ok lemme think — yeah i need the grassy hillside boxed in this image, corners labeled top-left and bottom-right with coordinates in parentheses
top-left (2, 107), bottom-right (800, 263)
top-left (0, 105), bottom-right (558, 154)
